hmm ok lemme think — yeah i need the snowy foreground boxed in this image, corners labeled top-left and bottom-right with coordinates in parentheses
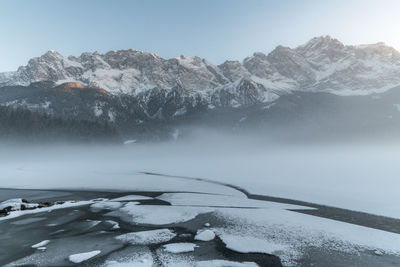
top-left (1, 142), bottom-right (400, 266)
top-left (1, 189), bottom-right (400, 266)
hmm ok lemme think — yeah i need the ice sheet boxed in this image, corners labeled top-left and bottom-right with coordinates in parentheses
top-left (215, 208), bottom-right (400, 265)
top-left (108, 203), bottom-right (214, 225)
top-left (158, 192), bottom-right (314, 210)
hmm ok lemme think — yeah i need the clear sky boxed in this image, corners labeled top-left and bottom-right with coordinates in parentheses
top-left (1, 0), bottom-right (400, 72)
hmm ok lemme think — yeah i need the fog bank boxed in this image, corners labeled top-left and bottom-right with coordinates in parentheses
top-left (1, 135), bottom-right (400, 219)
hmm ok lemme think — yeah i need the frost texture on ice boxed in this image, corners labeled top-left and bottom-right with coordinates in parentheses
top-left (215, 207), bottom-right (400, 265)
top-left (163, 242), bottom-right (198, 253)
top-left (104, 259), bottom-right (153, 267)
top-left (195, 260), bottom-right (259, 267)
top-left (155, 248), bottom-right (195, 266)
top-left (219, 234), bottom-right (288, 254)
top-left (68, 250), bottom-right (101, 263)
top-left (195, 230), bottom-right (215, 241)
top-left (109, 203), bottom-right (214, 225)
top-left (100, 246), bottom-right (154, 267)
top-left (115, 229), bottom-right (176, 245)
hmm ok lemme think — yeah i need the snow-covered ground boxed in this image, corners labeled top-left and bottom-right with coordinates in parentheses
top-left (1, 188), bottom-right (400, 266)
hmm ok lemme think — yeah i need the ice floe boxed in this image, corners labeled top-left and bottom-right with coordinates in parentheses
top-left (115, 229), bottom-right (176, 245)
top-left (163, 242), bottom-right (198, 253)
top-left (100, 246), bottom-right (154, 267)
top-left (68, 250), bottom-right (101, 263)
top-left (219, 234), bottom-right (288, 254)
top-left (31, 240), bottom-right (50, 248)
top-left (195, 229), bottom-right (215, 241)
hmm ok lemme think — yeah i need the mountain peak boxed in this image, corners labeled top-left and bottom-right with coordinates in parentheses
top-left (309, 35), bottom-right (338, 43)
top-left (43, 50), bottom-right (63, 58)
top-left (252, 52), bottom-right (267, 58)
top-left (297, 35), bottom-right (344, 52)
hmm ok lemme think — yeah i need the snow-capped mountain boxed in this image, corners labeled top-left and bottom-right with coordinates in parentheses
top-left (2, 36), bottom-right (400, 100)
top-left (241, 36), bottom-right (400, 95)
top-left (0, 50), bottom-right (231, 95)
top-left (2, 36), bottom-right (400, 141)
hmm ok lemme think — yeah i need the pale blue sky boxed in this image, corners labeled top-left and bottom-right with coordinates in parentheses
top-left (1, 0), bottom-right (400, 71)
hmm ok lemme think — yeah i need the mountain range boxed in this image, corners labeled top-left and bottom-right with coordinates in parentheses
top-left (1, 35), bottom-right (400, 141)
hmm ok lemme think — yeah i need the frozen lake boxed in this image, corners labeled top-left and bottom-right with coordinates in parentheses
top-left (1, 141), bottom-right (400, 266)
top-left (1, 187), bottom-right (400, 266)
top-left (1, 141), bottom-right (400, 218)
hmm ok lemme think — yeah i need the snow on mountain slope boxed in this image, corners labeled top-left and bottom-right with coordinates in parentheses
top-left (0, 50), bottom-right (231, 95)
top-left (1, 36), bottom-right (400, 101)
top-left (241, 36), bottom-right (400, 95)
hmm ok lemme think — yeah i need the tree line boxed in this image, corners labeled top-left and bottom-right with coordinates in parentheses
top-left (0, 106), bottom-right (119, 142)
